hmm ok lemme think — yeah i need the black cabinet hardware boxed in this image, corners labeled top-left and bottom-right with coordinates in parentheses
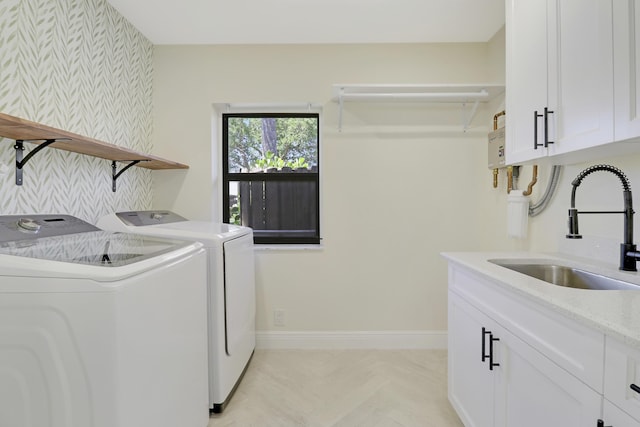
top-left (533, 110), bottom-right (544, 149)
top-left (481, 327), bottom-right (500, 370)
top-left (630, 383), bottom-right (640, 394)
top-left (597, 419), bottom-right (612, 427)
top-left (533, 107), bottom-right (554, 150)
top-left (489, 335), bottom-right (500, 370)
top-left (481, 327), bottom-right (491, 363)
top-left (544, 107), bottom-right (554, 147)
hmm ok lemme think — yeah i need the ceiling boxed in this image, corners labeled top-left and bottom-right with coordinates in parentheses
top-left (106, 0), bottom-right (505, 45)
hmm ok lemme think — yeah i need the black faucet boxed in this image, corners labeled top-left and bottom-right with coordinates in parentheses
top-left (567, 164), bottom-right (640, 272)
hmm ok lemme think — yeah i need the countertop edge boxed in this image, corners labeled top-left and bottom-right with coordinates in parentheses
top-left (442, 251), bottom-right (640, 350)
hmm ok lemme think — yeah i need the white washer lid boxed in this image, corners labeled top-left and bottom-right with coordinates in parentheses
top-left (0, 230), bottom-right (194, 265)
top-left (98, 212), bottom-right (252, 245)
top-left (0, 231), bottom-right (204, 282)
top-left (141, 221), bottom-right (251, 243)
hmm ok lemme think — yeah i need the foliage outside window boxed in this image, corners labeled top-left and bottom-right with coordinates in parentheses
top-left (222, 113), bottom-right (320, 244)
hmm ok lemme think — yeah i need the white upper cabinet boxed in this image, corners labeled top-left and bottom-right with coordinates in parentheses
top-left (548, 0), bottom-right (614, 155)
top-left (614, 0), bottom-right (640, 141)
top-left (505, 0), bottom-right (549, 163)
top-left (506, 0), bottom-right (615, 165)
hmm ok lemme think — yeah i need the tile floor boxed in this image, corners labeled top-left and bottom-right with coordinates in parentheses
top-left (208, 349), bottom-right (463, 427)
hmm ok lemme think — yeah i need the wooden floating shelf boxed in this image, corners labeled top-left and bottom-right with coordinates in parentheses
top-left (0, 112), bottom-right (188, 170)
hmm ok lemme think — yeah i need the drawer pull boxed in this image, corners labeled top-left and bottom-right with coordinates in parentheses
top-left (533, 110), bottom-right (544, 149)
top-left (597, 419), bottom-right (612, 427)
top-left (630, 383), bottom-right (640, 394)
top-left (543, 107), bottom-right (554, 147)
top-left (481, 327), bottom-right (500, 370)
top-left (489, 335), bottom-right (500, 371)
top-left (481, 327), bottom-right (491, 363)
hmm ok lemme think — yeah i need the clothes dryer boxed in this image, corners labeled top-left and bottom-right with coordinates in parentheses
top-left (97, 210), bottom-right (256, 413)
top-left (0, 214), bottom-right (209, 427)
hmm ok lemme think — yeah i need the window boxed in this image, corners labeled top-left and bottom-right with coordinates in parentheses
top-left (222, 113), bottom-right (320, 244)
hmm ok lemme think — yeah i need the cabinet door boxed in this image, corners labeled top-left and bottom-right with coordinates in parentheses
top-left (506, 0), bottom-right (614, 164)
top-left (494, 326), bottom-right (602, 427)
top-left (604, 336), bottom-right (640, 421)
top-left (505, 0), bottom-right (549, 164)
top-left (547, 0), bottom-right (614, 155)
top-left (602, 399), bottom-right (640, 427)
top-left (448, 292), bottom-right (496, 427)
top-left (614, 0), bottom-right (640, 141)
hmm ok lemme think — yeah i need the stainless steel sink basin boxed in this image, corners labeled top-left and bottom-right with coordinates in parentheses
top-left (488, 259), bottom-right (640, 290)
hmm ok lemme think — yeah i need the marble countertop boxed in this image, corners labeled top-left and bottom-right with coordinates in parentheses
top-left (442, 251), bottom-right (640, 350)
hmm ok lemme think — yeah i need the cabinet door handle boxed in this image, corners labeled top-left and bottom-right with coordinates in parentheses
top-left (533, 110), bottom-right (544, 149)
top-left (597, 419), bottom-right (612, 427)
top-left (489, 335), bottom-right (500, 370)
top-left (630, 383), bottom-right (640, 394)
top-left (544, 107), bottom-right (554, 147)
top-left (481, 327), bottom-right (491, 363)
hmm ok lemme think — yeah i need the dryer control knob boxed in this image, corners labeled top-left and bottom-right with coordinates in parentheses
top-left (17, 218), bottom-right (41, 232)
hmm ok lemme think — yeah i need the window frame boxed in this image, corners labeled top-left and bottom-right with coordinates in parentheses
top-left (222, 112), bottom-right (321, 245)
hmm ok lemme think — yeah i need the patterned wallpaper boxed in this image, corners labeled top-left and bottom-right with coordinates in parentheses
top-left (0, 0), bottom-right (153, 224)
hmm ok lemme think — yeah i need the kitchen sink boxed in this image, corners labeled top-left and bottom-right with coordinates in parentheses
top-left (488, 259), bottom-right (640, 290)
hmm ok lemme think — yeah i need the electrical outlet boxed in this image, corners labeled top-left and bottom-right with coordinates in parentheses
top-left (274, 309), bottom-right (285, 327)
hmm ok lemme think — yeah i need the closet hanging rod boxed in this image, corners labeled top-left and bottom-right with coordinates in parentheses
top-left (337, 90), bottom-right (489, 102)
top-left (331, 84), bottom-right (504, 131)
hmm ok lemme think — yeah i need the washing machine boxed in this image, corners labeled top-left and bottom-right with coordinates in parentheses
top-left (97, 210), bottom-right (256, 413)
top-left (0, 214), bottom-right (209, 427)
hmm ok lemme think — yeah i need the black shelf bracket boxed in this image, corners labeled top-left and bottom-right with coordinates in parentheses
top-left (112, 160), bottom-right (144, 192)
top-left (14, 139), bottom-right (68, 185)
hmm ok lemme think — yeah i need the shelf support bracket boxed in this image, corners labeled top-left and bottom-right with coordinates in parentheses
top-left (15, 139), bottom-right (67, 185)
top-left (338, 87), bottom-right (344, 132)
top-left (112, 160), bottom-right (142, 192)
top-left (462, 100), bottom-right (481, 132)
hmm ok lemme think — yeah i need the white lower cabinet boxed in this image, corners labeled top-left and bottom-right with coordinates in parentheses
top-left (449, 292), bottom-right (601, 427)
top-left (494, 325), bottom-right (602, 427)
top-left (448, 263), bottom-right (606, 427)
top-left (449, 293), bottom-right (498, 427)
top-left (602, 336), bottom-right (640, 426)
top-left (602, 400), bottom-right (640, 427)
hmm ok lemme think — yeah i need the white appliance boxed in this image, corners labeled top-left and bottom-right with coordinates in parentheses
top-left (0, 214), bottom-right (209, 427)
top-left (97, 210), bottom-right (256, 413)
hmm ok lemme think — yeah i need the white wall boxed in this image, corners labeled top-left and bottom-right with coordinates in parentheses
top-left (488, 26), bottom-right (506, 83)
top-left (152, 40), bottom-right (519, 340)
top-left (525, 153), bottom-right (640, 264)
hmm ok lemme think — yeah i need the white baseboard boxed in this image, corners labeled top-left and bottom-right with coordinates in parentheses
top-left (255, 330), bottom-right (447, 350)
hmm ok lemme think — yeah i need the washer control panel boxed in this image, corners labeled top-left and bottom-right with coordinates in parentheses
top-left (0, 214), bottom-right (99, 242)
top-left (17, 217), bottom-right (41, 233)
top-left (115, 210), bottom-right (187, 226)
